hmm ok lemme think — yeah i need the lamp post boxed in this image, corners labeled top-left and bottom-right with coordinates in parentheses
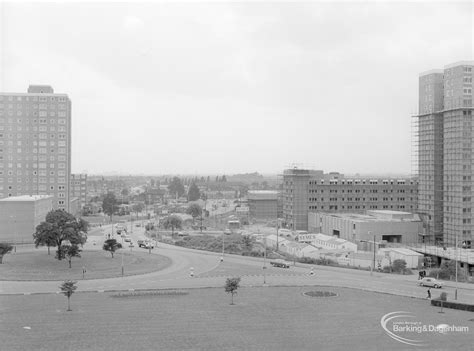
top-left (222, 231), bottom-right (225, 261)
top-left (121, 236), bottom-right (124, 277)
top-left (263, 234), bottom-right (267, 285)
top-left (10, 215), bottom-right (16, 254)
top-left (276, 218), bottom-right (279, 251)
top-left (455, 234), bottom-right (458, 300)
top-left (360, 232), bottom-right (376, 276)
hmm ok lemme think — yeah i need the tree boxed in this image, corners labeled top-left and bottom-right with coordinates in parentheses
top-left (168, 177), bottom-right (185, 198)
top-left (162, 215), bottom-right (183, 234)
top-left (121, 188), bottom-right (129, 200)
top-left (221, 175), bottom-right (227, 182)
top-left (33, 210), bottom-right (89, 261)
top-left (32, 222), bottom-right (57, 255)
top-left (242, 235), bottom-right (253, 251)
top-left (102, 238), bottom-right (122, 258)
top-left (392, 259), bottom-right (407, 273)
top-left (59, 280), bottom-right (78, 311)
top-left (0, 243), bottom-right (13, 264)
top-left (225, 277), bottom-right (241, 305)
top-left (187, 182), bottom-right (201, 202)
top-left (132, 202), bottom-right (145, 219)
top-left (62, 245), bottom-right (82, 268)
top-left (186, 203), bottom-right (202, 223)
top-left (102, 192), bottom-right (118, 221)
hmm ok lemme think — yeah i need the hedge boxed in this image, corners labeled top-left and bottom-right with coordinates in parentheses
top-left (431, 299), bottom-right (474, 312)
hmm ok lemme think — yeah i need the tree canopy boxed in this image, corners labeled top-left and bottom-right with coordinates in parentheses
top-left (162, 215), bottom-right (183, 234)
top-left (187, 182), bottom-right (201, 202)
top-left (60, 280), bottom-right (78, 311)
top-left (33, 210), bottom-right (89, 261)
top-left (62, 244), bottom-right (82, 268)
top-left (186, 203), bottom-right (202, 219)
top-left (0, 243), bottom-right (13, 264)
top-left (168, 177), bottom-right (185, 198)
top-left (225, 277), bottom-right (241, 305)
top-left (102, 192), bottom-right (118, 218)
top-left (103, 238), bottom-right (122, 258)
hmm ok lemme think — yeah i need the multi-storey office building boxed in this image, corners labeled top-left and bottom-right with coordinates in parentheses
top-left (0, 85), bottom-right (71, 211)
top-left (70, 174), bottom-right (87, 210)
top-left (247, 190), bottom-right (278, 219)
top-left (282, 168), bottom-right (417, 231)
top-left (416, 61), bottom-right (473, 246)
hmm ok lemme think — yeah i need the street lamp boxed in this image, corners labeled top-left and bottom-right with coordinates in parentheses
top-left (10, 215), bottom-right (16, 254)
top-left (360, 231), bottom-right (376, 276)
top-left (121, 236), bottom-right (124, 277)
top-left (263, 234), bottom-right (267, 285)
top-left (455, 234), bottom-right (459, 300)
top-left (222, 232), bottom-right (225, 260)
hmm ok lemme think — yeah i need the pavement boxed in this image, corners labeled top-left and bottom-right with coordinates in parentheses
top-left (1, 223), bottom-right (473, 305)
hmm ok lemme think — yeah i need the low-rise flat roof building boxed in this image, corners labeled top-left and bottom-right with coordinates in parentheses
top-left (308, 210), bottom-right (423, 246)
top-left (0, 195), bottom-right (53, 244)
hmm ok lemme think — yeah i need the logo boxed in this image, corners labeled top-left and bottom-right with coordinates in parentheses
top-left (380, 312), bottom-right (469, 347)
top-left (381, 311), bottom-right (428, 347)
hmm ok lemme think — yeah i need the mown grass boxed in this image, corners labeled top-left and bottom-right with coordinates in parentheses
top-left (0, 250), bottom-right (171, 281)
top-left (0, 286), bottom-right (472, 351)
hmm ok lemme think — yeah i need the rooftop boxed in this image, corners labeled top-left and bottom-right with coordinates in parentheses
top-left (0, 195), bottom-right (53, 202)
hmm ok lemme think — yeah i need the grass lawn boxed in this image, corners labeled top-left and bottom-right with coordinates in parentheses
top-left (0, 250), bottom-right (171, 281)
top-left (0, 287), bottom-right (472, 351)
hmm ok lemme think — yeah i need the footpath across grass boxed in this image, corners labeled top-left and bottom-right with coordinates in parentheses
top-left (0, 249), bottom-right (171, 281)
top-left (0, 286), bottom-right (472, 351)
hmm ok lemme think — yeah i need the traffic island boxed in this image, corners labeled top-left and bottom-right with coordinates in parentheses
top-left (303, 290), bottom-right (338, 298)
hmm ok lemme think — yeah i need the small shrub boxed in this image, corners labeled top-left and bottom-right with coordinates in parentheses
top-left (382, 265), bottom-right (392, 273)
top-left (428, 268), bottom-right (441, 278)
top-left (439, 292), bottom-right (448, 301)
top-left (392, 259), bottom-right (407, 273)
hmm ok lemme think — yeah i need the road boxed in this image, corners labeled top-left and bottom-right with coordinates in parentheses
top-left (2, 224), bottom-right (474, 304)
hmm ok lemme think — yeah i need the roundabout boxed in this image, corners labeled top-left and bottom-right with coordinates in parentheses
top-left (0, 249), bottom-right (172, 281)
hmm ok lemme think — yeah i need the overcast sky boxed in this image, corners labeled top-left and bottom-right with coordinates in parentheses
top-left (0, 1), bottom-right (472, 175)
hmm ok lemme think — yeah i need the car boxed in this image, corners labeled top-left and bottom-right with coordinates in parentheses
top-left (419, 277), bottom-right (443, 288)
top-left (144, 242), bottom-right (154, 249)
top-left (137, 239), bottom-right (146, 248)
top-left (270, 259), bottom-right (290, 268)
top-left (124, 236), bottom-right (131, 242)
top-left (177, 231), bottom-right (189, 237)
top-left (224, 229), bottom-right (232, 235)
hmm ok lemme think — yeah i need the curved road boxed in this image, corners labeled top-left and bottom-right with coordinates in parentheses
top-left (1, 225), bottom-right (473, 305)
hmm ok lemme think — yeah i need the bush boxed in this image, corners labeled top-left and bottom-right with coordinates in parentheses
top-left (392, 259), bottom-right (407, 273)
top-left (382, 265), bottom-right (392, 273)
top-left (439, 292), bottom-right (448, 301)
top-left (428, 268), bottom-right (441, 278)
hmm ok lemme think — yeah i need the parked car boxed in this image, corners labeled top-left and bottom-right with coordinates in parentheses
top-left (270, 259), bottom-right (290, 268)
top-left (124, 236), bottom-right (131, 242)
top-left (418, 277), bottom-right (443, 288)
top-left (137, 239), bottom-right (146, 248)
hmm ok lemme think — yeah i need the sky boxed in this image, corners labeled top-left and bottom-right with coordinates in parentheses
top-left (0, 1), bottom-right (472, 175)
